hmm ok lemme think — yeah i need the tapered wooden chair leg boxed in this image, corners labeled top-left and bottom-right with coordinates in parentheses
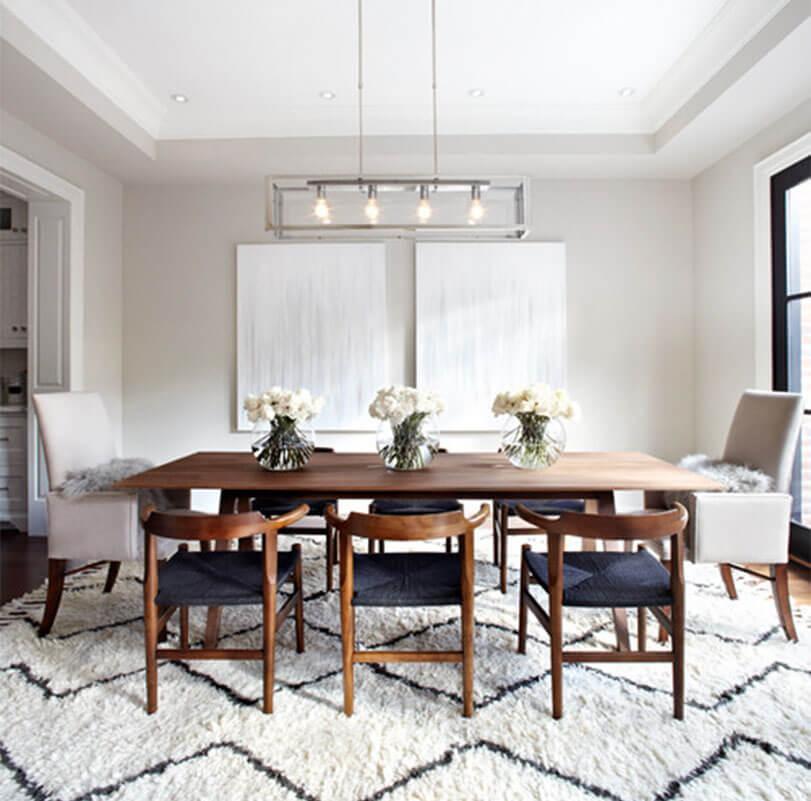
top-left (637, 607), bottom-right (647, 651)
top-left (492, 506), bottom-right (500, 566)
top-left (293, 544), bottom-right (305, 653)
top-left (499, 505), bottom-right (509, 593)
top-left (658, 559), bottom-right (672, 643)
top-left (325, 527), bottom-right (335, 592)
top-left (340, 532), bottom-right (355, 716)
top-left (771, 564), bottom-right (798, 642)
top-left (461, 534), bottom-right (475, 717)
top-left (719, 563), bottom-right (737, 599)
top-left (518, 545), bottom-right (530, 654)
top-left (179, 607), bottom-right (190, 649)
top-left (263, 582), bottom-right (278, 714)
top-left (672, 602), bottom-right (685, 720)
top-left (550, 606), bottom-right (563, 720)
top-left (39, 559), bottom-right (67, 637)
top-left (103, 561), bottom-right (121, 593)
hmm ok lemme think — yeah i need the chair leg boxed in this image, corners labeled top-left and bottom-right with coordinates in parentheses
top-left (658, 559), bottom-right (672, 643)
top-left (499, 504), bottom-right (509, 593)
top-left (179, 607), bottom-right (189, 649)
top-left (719, 563), bottom-right (738, 600)
top-left (550, 598), bottom-right (563, 719)
top-left (379, 540), bottom-right (386, 554)
top-left (263, 580), bottom-right (278, 714)
top-left (771, 564), bottom-right (798, 642)
top-left (293, 544), bottom-right (305, 653)
top-left (325, 526), bottom-right (335, 592)
top-left (341, 605), bottom-right (355, 717)
top-left (672, 597), bottom-right (685, 720)
top-left (144, 598), bottom-right (159, 715)
top-left (103, 561), bottom-right (121, 594)
top-left (637, 607), bottom-right (647, 652)
top-left (38, 559), bottom-right (67, 637)
top-left (445, 537), bottom-right (453, 553)
top-left (461, 534), bottom-right (475, 718)
top-left (492, 504), bottom-right (500, 566)
top-left (518, 545), bottom-right (530, 654)
top-left (367, 539), bottom-right (376, 555)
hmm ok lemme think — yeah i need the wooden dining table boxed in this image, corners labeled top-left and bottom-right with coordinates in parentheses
top-left (117, 450), bottom-right (721, 650)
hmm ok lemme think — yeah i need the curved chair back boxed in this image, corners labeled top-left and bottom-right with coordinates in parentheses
top-left (33, 392), bottom-right (118, 487)
top-left (722, 390), bottom-right (802, 493)
top-left (516, 503), bottom-right (688, 543)
top-left (326, 505), bottom-right (489, 542)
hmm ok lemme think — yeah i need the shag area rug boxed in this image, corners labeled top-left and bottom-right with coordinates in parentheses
top-left (1, 534), bottom-right (809, 801)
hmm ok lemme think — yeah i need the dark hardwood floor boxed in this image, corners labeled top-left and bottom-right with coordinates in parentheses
top-left (1, 527), bottom-right (48, 604)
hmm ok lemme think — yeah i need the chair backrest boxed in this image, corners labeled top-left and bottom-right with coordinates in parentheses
top-left (722, 390), bottom-right (803, 493)
top-left (142, 505), bottom-right (309, 541)
top-left (32, 392), bottom-right (118, 487)
top-left (326, 505), bottom-right (489, 541)
top-left (516, 504), bottom-right (688, 543)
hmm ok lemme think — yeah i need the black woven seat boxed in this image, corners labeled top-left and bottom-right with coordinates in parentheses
top-left (369, 498), bottom-right (463, 516)
top-left (524, 549), bottom-right (673, 608)
top-left (252, 496), bottom-right (336, 518)
top-left (501, 498), bottom-right (586, 516)
top-left (155, 550), bottom-right (298, 607)
top-left (352, 553), bottom-right (461, 607)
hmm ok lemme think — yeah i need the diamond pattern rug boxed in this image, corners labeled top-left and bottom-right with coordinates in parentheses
top-left (0, 534), bottom-right (809, 801)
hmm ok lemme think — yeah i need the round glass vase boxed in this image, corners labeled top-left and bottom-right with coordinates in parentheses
top-left (251, 417), bottom-right (315, 471)
top-left (376, 414), bottom-right (440, 471)
top-left (501, 413), bottom-right (566, 470)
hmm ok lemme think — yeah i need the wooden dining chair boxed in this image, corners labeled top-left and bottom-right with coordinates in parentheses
top-left (325, 504), bottom-right (490, 717)
top-left (368, 449), bottom-right (461, 555)
top-left (516, 502), bottom-right (688, 719)
top-left (249, 447), bottom-right (340, 591)
top-left (142, 504), bottom-right (308, 714)
top-left (493, 498), bottom-right (586, 593)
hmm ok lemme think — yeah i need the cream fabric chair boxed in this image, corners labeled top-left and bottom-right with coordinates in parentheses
top-left (33, 392), bottom-right (188, 636)
top-left (660, 390), bottom-right (802, 641)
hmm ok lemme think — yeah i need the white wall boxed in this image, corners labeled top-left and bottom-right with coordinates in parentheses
top-left (0, 111), bottom-right (124, 445)
top-left (692, 99), bottom-right (811, 455)
top-left (122, 179), bottom-right (693, 472)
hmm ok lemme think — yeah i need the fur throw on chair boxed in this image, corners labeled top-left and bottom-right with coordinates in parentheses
top-left (57, 457), bottom-right (169, 510)
top-left (664, 453), bottom-right (773, 509)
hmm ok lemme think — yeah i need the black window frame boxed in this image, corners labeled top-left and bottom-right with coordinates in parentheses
top-left (771, 154), bottom-right (811, 563)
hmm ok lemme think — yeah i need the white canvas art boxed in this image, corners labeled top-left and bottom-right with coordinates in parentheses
top-left (237, 242), bottom-right (387, 430)
top-left (416, 242), bottom-right (566, 431)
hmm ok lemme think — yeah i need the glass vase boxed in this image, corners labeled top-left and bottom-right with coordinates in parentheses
top-left (251, 417), bottom-right (315, 471)
top-left (376, 414), bottom-right (439, 471)
top-left (501, 413), bottom-right (566, 470)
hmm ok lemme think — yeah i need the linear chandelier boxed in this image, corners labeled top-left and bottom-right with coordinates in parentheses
top-left (266, 0), bottom-right (528, 239)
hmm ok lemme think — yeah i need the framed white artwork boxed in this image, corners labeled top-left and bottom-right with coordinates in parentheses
top-left (236, 242), bottom-right (387, 430)
top-left (415, 241), bottom-right (566, 431)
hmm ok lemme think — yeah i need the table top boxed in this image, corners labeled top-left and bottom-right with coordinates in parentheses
top-left (115, 451), bottom-right (721, 499)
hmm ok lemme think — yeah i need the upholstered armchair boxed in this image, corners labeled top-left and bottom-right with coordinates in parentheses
top-left (655, 390), bottom-right (802, 641)
top-left (33, 392), bottom-right (188, 636)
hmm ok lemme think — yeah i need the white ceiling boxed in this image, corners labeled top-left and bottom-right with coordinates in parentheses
top-left (62, 0), bottom-right (740, 139)
top-left (0, 0), bottom-right (809, 181)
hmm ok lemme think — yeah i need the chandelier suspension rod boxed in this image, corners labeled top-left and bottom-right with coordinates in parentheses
top-left (357, 0), bottom-right (364, 179)
top-left (431, 0), bottom-right (438, 180)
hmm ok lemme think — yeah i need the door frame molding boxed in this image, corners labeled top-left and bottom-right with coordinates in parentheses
top-left (753, 132), bottom-right (811, 390)
top-left (0, 144), bottom-right (85, 388)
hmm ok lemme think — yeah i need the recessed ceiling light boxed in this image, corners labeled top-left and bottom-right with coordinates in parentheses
top-left (170, 93), bottom-right (189, 103)
top-left (468, 88), bottom-right (485, 98)
top-left (618, 87), bottom-right (636, 98)
top-left (319, 90), bottom-right (336, 100)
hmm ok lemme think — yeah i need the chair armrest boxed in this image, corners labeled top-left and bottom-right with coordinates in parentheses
top-left (46, 491), bottom-right (141, 562)
top-left (691, 492), bottom-right (791, 564)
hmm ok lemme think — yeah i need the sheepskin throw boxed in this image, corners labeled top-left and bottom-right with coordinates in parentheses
top-left (663, 453), bottom-right (773, 510)
top-left (57, 457), bottom-right (169, 510)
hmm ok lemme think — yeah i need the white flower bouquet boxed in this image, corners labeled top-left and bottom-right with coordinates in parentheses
top-left (369, 385), bottom-right (444, 471)
top-left (492, 383), bottom-right (580, 469)
top-left (244, 387), bottom-right (324, 471)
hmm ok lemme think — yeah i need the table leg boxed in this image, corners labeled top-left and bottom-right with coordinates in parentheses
top-left (598, 492), bottom-right (630, 652)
